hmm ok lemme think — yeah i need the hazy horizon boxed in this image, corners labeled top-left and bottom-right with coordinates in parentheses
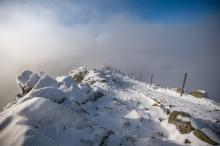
top-left (0, 0), bottom-right (220, 108)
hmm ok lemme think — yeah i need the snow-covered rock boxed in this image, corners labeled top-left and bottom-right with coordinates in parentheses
top-left (16, 70), bottom-right (40, 95)
top-left (69, 66), bottom-right (89, 82)
top-left (190, 90), bottom-right (209, 98)
top-left (28, 87), bottom-right (66, 103)
top-left (1, 66), bottom-right (220, 146)
top-left (34, 75), bottom-right (59, 90)
top-left (168, 111), bottom-right (194, 134)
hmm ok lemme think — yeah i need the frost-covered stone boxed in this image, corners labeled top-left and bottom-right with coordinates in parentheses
top-left (83, 69), bottom-right (107, 85)
top-left (16, 70), bottom-right (40, 95)
top-left (69, 66), bottom-right (89, 82)
top-left (26, 74), bottom-right (40, 90)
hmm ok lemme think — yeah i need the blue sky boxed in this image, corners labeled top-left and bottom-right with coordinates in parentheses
top-left (52, 0), bottom-right (220, 24)
top-left (4, 0), bottom-right (218, 24)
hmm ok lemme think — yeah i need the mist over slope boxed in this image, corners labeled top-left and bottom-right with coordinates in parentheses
top-left (0, 66), bottom-right (220, 146)
top-left (1, 0), bottom-right (220, 107)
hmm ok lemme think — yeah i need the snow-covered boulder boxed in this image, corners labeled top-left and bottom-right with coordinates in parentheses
top-left (28, 87), bottom-right (66, 103)
top-left (16, 70), bottom-right (40, 95)
top-left (33, 75), bottom-right (59, 90)
top-left (190, 90), bottom-right (208, 98)
top-left (168, 111), bottom-right (194, 134)
top-left (69, 66), bottom-right (89, 82)
top-left (168, 111), bottom-right (219, 145)
top-left (83, 69), bottom-right (107, 85)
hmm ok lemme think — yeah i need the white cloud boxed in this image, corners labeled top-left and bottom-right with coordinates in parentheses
top-left (0, 1), bottom-right (219, 107)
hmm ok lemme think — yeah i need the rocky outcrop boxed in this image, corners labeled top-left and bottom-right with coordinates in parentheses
top-left (168, 111), bottom-right (194, 134)
top-left (168, 111), bottom-right (219, 145)
top-left (193, 130), bottom-right (218, 145)
top-left (16, 70), bottom-right (40, 96)
top-left (69, 66), bottom-right (89, 82)
top-left (190, 90), bottom-right (208, 98)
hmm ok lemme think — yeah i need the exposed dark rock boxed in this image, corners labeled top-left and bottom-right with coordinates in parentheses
top-left (152, 103), bottom-right (159, 107)
top-left (82, 90), bottom-right (104, 104)
top-left (145, 107), bottom-right (149, 111)
top-left (157, 132), bottom-right (163, 137)
top-left (168, 111), bottom-right (194, 134)
top-left (184, 139), bottom-right (191, 144)
top-left (99, 130), bottom-right (114, 146)
top-left (190, 90), bottom-right (208, 98)
top-left (70, 68), bottom-right (89, 83)
top-left (193, 130), bottom-right (218, 145)
top-left (169, 105), bottom-right (175, 108)
top-left (166, 109), bottom-right (170, 115)
top-left (176, 88), bottom-right (183, 94)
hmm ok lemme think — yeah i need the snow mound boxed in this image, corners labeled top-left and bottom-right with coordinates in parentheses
top-left (34, 75), bottom-right (59, 90)
top-left (1, 66), bottom-right (220, 146)
top-left (124, 110), bottom-right (141, 119)
top-left (28, 87), bottom-right (66, 103)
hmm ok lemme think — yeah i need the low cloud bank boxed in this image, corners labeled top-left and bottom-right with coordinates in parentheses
top-left (0, 1), bottom-right (220, 108)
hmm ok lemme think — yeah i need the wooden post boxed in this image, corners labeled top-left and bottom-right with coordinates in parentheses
top-left (180, 73), bottom-right (187, 97)
top-left (150, 74), bottom-right (153, 88)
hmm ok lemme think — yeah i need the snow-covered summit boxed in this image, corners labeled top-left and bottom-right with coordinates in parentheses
top-left (0, 66), bottom-right (220, 146)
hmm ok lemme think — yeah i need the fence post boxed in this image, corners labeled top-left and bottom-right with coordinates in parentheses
top-left (180, 73), bottom-right (187, 97)
top-left (150, 74), bottom-right (153, 88)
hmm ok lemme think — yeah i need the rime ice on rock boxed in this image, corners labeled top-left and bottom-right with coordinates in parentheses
top-left (16, 70), bottom-right (40, 96)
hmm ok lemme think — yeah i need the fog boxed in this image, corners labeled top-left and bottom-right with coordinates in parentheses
top-left (0, 0), bottom-right (220, 108)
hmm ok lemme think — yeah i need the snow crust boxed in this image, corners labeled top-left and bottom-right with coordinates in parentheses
top-left (1, 66), bottom-right (220, 146)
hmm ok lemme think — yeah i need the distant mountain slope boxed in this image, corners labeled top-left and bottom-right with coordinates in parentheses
top-left (0, 66), bottom-right (220, 146)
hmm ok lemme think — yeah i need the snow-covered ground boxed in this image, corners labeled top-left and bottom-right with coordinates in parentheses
top-left (0, 66), bottom-right (220, 146)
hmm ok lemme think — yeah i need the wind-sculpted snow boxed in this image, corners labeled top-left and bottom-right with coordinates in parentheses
top-left (28, 87), bottom-right (66, 103)
top-left (0, 66), bottom-right (220, 146)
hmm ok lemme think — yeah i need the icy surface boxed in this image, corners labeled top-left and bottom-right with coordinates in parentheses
top-left (1, 66), bottom-right (220, 146)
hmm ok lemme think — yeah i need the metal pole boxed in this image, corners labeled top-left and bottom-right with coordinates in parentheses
top-left (150, 74), bottom-right (153, 88)
top-left (180, 73), bottom-right (187, 97)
